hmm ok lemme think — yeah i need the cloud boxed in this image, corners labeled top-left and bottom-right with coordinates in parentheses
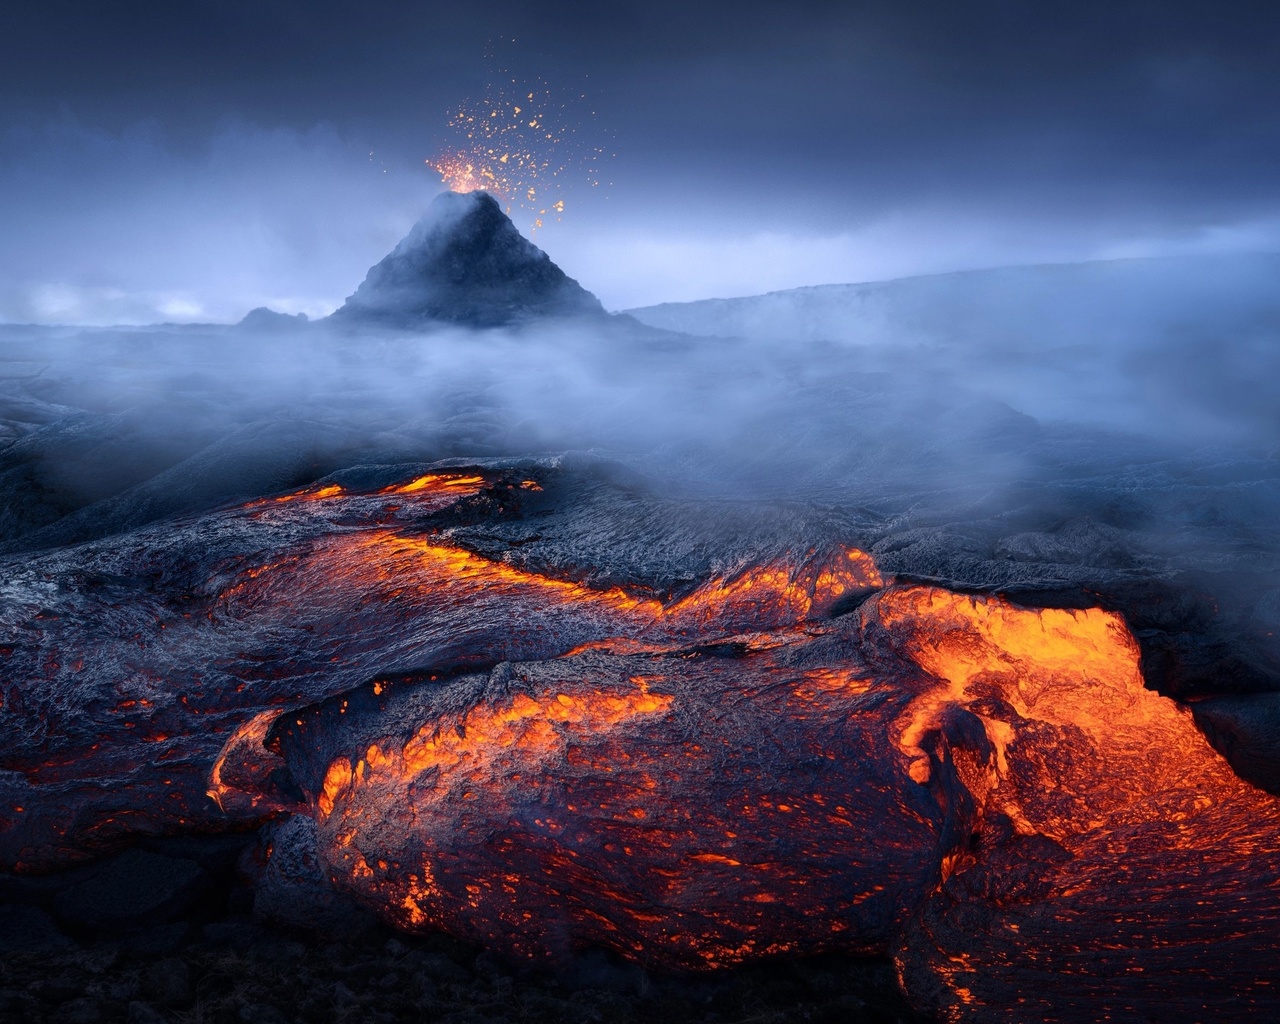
top-left (0, 116), bottom-right (434, 324)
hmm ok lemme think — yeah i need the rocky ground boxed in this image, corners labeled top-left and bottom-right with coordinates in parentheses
top-left (0, 833), bottom-right (924, 1024)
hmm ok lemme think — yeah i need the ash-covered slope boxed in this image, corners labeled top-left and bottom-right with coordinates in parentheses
top-left (330, 190), bottom-right (605, 329)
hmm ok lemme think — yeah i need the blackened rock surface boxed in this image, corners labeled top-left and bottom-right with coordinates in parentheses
top-left (52, 850), bottom-right (210, 932)
top-left (137, 833), bottom-right (258, 878)
top-left (0, 904), bottom-right (75, 952)
top-left (117, 922), bottom-right (191, 956)
top-left (992, 517), bottom-right (1141, 569)
top-left (0, 411), bottom-right (214, 547)
top-left (1194, 692), bottom-right (1280, 794)
top-left (0, 892), bottom-right (1016, 1024)
top-left (249, 818), bottom-right (379, 936)
top-left (332, 191), bottom-right (605, 329)
top-left (1139, 630), bottom-right (1280, 698)
top-left (125, 1003), bottom-right (167, 1024)
top-left (140, 957), bottom-right (192, 1007)
top-left (0, 857), bottom-right (105, 909)
top-left (3, 417), bottom-right (351, 554)
top-left (50, 996), bottom-right (103, 1023)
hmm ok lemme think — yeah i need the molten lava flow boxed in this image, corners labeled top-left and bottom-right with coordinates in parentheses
top-left (291, 642), bottom-right (950, 969)
top-left (247, 583), bottom-right (1280, 1021)
top-left (243, 483), bottom-right (346, 507)
top-left (877, 589), bottom-right (1154, 795)
top-left (871, 588), bottom-right (1280, 1022)
top-left (383, 473), bottom-right (488, 495)
top-left (11, 457), bottom-right (1280, 1019)
top-left (214, 532), bottom-right (880, 660)
top-left (1, 463), bottom-right (880, 871)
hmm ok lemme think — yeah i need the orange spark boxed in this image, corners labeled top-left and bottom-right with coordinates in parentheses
top-left (425, 51), bottom-right (611, 232)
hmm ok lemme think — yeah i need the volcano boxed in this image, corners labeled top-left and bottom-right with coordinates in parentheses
top-left (330, 190), bottom-right (606, 329)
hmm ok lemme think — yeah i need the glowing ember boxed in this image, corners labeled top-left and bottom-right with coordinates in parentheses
top-left (426, 46), bottom-right (609, 231)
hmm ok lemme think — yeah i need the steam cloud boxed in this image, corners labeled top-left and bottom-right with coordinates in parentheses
top-left (0, 118), bottom-right (430, 325)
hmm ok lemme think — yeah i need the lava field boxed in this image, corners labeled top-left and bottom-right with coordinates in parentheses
top-left (2, 192), bottom-right (1279, 1024)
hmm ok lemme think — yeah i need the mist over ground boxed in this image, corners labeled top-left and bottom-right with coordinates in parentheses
top-left (2, 246), bottom-right (1277, 678)
top-left (4, 259), bottom-right (1280, 899)
top-left (627, 252), bottom-right (1280, 443)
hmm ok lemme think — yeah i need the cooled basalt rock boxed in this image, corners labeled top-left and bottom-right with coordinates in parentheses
top-left (1193, 691), bottom-right (1280, 792)
top-left (51, 849), bottom-right (210, 932)
top-left (0, 904), bottom-right (74, 952)
top-left (246, 816), bottom-right (378, 935)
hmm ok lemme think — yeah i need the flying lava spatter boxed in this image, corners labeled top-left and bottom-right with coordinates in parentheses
top-left (426, 41), bottom-right (611, 232)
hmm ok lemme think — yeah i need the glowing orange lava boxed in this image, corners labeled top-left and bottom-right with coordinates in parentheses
top-left (11, 459), bottom-right (1279, 1021)
top-left (251, 582), bottom-right (1280, 1017)
top-left (876, 589), bottom-right (1280, 1021)
top-left (301, 645), bottom-right (936, 968)
top-left (215, 530), bottom-right (881, 651)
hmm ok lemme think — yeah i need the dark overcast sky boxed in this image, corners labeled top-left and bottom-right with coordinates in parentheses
top-left (2, 0), bottom-right (1278, 321)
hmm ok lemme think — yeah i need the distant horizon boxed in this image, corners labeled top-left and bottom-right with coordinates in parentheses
top-left (4, 239), bottom-right (1279, 329)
